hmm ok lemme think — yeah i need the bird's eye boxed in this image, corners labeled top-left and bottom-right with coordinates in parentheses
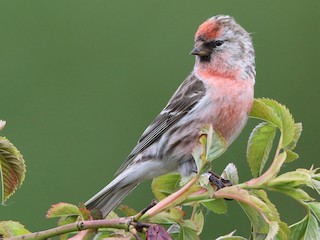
top-left (214, 40), bottom-right (224, 46)
top-left (205, 40), bottom-right (224, 49)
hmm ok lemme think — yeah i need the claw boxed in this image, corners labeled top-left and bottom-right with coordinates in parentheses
top-left (208, 171), bottom-right (233, 200)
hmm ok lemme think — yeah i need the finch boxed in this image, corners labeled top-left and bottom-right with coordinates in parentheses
top-left (85, 15), bottom-right (255, 217)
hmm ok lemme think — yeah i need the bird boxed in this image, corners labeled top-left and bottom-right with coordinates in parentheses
top-left (85, 15), bottom-right (255, 218)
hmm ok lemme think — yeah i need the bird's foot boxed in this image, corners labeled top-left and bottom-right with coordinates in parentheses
top-left (208, 171), bottom-right (233, 190)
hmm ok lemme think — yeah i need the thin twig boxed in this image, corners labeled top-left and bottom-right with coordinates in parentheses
top-left (7, 218), bottom-right (130, 240)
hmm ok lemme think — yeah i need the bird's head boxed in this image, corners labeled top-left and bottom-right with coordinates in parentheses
top-left (191, 15), bottom-right (255, 81)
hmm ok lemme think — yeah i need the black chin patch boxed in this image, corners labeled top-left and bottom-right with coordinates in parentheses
top-left (199, 55), bottom-right (211, 62)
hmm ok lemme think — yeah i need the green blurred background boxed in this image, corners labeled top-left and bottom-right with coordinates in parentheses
top-left (0, 0), bottom-right (319, 238)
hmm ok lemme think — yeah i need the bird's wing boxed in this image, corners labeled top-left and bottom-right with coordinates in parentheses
top-left (116, 73), bottom-right (206, 174)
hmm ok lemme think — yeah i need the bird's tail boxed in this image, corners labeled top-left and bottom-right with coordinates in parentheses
top-left (85, 171), bottom-right (139, 218)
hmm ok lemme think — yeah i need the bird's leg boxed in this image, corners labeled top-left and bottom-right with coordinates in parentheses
top-left (141, 199), bottom-right (158, 216)
top-left (133, 199), bottom-right (158, 222)
top-left (208, 171), bottom-right (233, 190)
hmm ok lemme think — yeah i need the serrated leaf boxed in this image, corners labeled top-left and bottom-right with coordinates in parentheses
top-left (0, 137), bottom-right (26, 203)
top-left (284, 150), bottom-right (299, 163)
top-left (260, 98), bottom-right (295, 148)
top-left (0, 221), bottom-right (31, 237)
top-left (152, 173), bottom-right (181, 200)
top-left (237, 190), bottom-right (278, 237)
top-left (177, 220), bottom-right (199, 240)
top-left (239, 201), bottom-right (269, 236)
top-left (267, 171), bottom-right (312, 189)
top-left (286, 123), bottom-right (302, 150)
top-left (192, 143), bottom-right (204, 174)
top-left (57, 215), bottom-right (79, 240)
top-left (304, 215), bottom-right (320, 240)
top-left (290, 216), bottom-right (308, 240)
top-left (306, 202), bottom-right (320, 222)
top-left (311, 179), bottom-right (320, 195)
top-left (203, 126), bottom-right (227, 162)
top-left (46, 202), bottom-right (82, 219)
top-left (252, 190), bottom-right (279, 220)
top-left (251, 189), bottom-right (288, 240)
top-left (93, 230), bottom-right (131, 240)
top-left (193, 126), bottom-right (227, 174)
top-left (193, 210), bottom-right (204, 235)
top-left (149, 207), bottom-right (185, 224)
top-left (215, 237), bottom-right (247, 240)
top-left (265, 221), bottom-right (279, 240)
top-left (201, 198), bottom-right (227, 214)
top-left (78, 203), bottom-right (91, 220)
top-left (57, 215), bottom-right (78, 226)
top-left (250, 99), bottom-right (282, 128)
top-left (168, 221), bottom-right (199, 240)
top-left (93, 231), bottom-right (112, 239)
top-left (275, 187), bottom-right (313, 202)
top-left (215, 230), bottom-right (247, 240)
top-left (246, 122), bottom-right (277, 177)
top-left (277, 222), bottom-right (291, 240)
top-left (221, 163), bottom-right (239, 185)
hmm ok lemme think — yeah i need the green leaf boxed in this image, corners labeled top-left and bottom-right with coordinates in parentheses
top-left (221, 163), bottom-right (239, 185)
top-left (193, 209), bottom-right (204, 235)
top-left (290, 216), bottom-right (308, 240)
top-left (215, 230), bottom-right (247, 239)
top-left (178, 220), bottom-right (199, 240)
top-left (246, 122), bottom-right (277, 177)
top-left (57, 215), bottom-right (78, 227)
top-left (0, 221), bottom-right (31, 237)
top-left (274, 187), bottom-right (313, 202)
top-left (238, 190), bottom-right (282, 238)
top-left (193, 125), bottom-right (227, 174)
top-left (250, 98), bottom-right (296, 148)
top-left (251, 189), bottom-right (290, 240)
top-left (93, 229), bottom-right (130, 240)
top-left (57, 215), bottom-right (78, 240)
top-left (149, 207), bottom-right (185, 224)
top-left (0, 137), bottom-right (26, 203)
top-left (285, 123), bottom-right (302, 150)
top-left (267, 170), bottom-right (312, 189)
top-left (46, 202), bottom-right (82, 219)
top-left (265, 221), bottom-right (279, 240)
top-left (277, 222), bottom-right (291, 240)
top-left (239, 200), bottom-right (269, 237)
top-left (152, 173), bottom-right (181, 200)
top-left (304, 215), bottom-right (320, 240)
top-left (215, 237), bottom-right (247, 240)
top-left (201, 125), bottom-right (227, 162)
top-left (78, 203), bottom-right (91, 220)
top-left (93, 231), bottom-right (112, 239)
top-left (261, 98), bottom-right (296, 147)
top-left (306, 202), bottom-right (320, 222)
top-left (284, 150), bottom-right (299, 163)
top-left (311, 179), bottom-right (320, 195)
top-left (201, 198), bottom-right (227, 214)
top-left (192, 142), bottom-right (204, 175)
top-left (250, 98), bottom-right (282, 128)
top-left (169, 220), bottom-right (199, 240)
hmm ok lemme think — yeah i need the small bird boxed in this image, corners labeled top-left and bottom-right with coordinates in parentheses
top-left (85, 15), bottom-right (255, 217)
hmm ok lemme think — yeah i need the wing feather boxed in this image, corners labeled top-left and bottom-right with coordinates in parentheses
top-left (116, 73), bottom-right (206, 174)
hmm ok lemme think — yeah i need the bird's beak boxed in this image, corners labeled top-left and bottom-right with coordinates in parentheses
top-left (190, 44), bottom-right (211, 57)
